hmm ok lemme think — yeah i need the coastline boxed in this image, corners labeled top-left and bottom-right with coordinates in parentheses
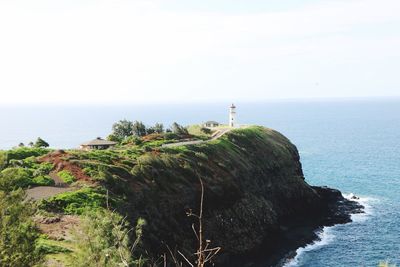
top-left (223, 186), bottom-right (365, 267)
top-left (281, 193), bottom-right (370, 267)
top-left (270, 187), bottom-right (364, 267)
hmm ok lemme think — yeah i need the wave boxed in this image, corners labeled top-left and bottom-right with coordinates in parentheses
top-left (282, 193), bottom-right (376, 267)
top-left (282, 226), bottom-right (335, 267)
top-left (342, 193), bottom-right (377, 223)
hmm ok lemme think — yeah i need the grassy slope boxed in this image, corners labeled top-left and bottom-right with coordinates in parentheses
top-left (1, 126), bottom-right (320, 265)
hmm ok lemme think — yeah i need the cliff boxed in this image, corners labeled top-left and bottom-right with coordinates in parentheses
top-left (111, 126), bottom-right (362, 266)
top-left (21, 126), bottom-right (363, 266)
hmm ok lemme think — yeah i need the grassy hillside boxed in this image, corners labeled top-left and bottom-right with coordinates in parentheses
top-left (0, 126), bottom-right (325, 266)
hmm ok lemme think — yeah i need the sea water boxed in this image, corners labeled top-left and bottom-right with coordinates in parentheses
top-left (0, 99), bottom-right (399, 266)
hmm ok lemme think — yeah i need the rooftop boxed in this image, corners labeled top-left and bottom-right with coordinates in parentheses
top-left (204, 121), bottom-right (220, 125)
top-left (81, 137), bottom-right (117, 146)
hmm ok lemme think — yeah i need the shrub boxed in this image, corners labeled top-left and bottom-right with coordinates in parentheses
top-left (6, 147), bottom-right (50, 163)
top-left (36, 238), bottom-right (71, 254)
top-left (200, 127), bottom-right (212, 135)
top-left (32, 175), bottom-right (55, 186)
top-left (57, 170), bottom-right (76, 184)
top-left (33, 162), bottom-right (54, 177)
top-left (106, 133), bottom-right (122, 143)
top-left (39, 187), bottom-right (107, 214)
top-left (0, 167), bottom-right (32, 191)
top-left (68, 209), bottom-right (145, 267)
top-left (0, 189), bottom-right (43, 266)
top-left (164, 132), bottom-right (179, 140)
top-left (0, 152), bottom-right (6, 171)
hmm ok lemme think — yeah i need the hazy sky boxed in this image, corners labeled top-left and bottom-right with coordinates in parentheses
top-left (0, 0), bottom-right (399, 104)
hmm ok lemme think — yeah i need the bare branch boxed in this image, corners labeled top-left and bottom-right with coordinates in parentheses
top-left (178, 250), bottom-right (195, 267)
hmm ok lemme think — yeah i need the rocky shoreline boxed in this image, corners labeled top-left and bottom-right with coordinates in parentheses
top-left (231, 186), bottom-right (364, 267)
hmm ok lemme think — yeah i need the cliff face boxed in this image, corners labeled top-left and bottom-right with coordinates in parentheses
top-left (121, 126), bottom-right (361, 266)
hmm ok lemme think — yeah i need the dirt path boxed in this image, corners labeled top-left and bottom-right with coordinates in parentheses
top-left (162, 128), bottom-right (232, 148)
top-left (26, 186), bottom-right (74, 201)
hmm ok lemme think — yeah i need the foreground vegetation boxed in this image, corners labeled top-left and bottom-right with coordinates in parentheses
top-left (0, 121), bottom-right (219, 266)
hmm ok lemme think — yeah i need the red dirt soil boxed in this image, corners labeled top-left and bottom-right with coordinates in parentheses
top-left (39, 150), bottom-right (92, 182)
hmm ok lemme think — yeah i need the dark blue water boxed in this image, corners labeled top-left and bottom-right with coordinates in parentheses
top-left (1, 99), bottom-right (399, 266)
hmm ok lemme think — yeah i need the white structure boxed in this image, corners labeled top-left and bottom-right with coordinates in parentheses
top-left (229, 103), bottom-right (236, 127)
top-left (203, 121), bottom-right (220, 128)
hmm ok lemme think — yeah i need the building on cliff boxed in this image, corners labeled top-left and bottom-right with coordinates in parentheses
top-left (80, 137), bottom-right (117, 150)
top-left (203, 121), bottom-right (220, 128)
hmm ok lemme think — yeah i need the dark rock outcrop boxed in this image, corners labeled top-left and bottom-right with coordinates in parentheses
top-left (120, 126), bottom-right (363, 266)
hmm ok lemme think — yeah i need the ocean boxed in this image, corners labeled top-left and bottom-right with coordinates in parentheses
top-left (1, 99), bottom-right (399, 266)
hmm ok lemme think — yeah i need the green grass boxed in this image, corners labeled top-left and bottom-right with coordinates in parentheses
top-left (37, 238), bottom-right (72, 254)
top-left (57, 170), bottom-right (76, 184)
top-left (32, 175), bottom-right (55, 186)
top-left (187, 124), bottom-right (214, 138)
top-left (39, 187), bottom-right (108, 215)
top-left (38, 238), bottom-right (75, 267)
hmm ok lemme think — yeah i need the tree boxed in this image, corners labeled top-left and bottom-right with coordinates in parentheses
top-left (28, 142), bottom-right (34, 147)
top-left (171, 122), bottom-right (188, 135)
top-left (69, 208), bottom-right (146, 267)
top-left (132, 121), bottom-right (147, 137)
top-left (107, 134), bottom-right (122, 143)
top-left (0, 189), bottom-right (43, 266)
top-left (153, 123), bottom-right (164, 134)
top-left (146, 127), bottom-right (156, 135)
top-left (34, 137), bottom-right (49, 148)
top-left (18, 143), bottom-right (25, 147)
top-left (111, 119), bottom-right (134, 140)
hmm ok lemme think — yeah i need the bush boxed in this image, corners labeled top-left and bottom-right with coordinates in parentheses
top-left (33, 162), bottom-right (54, 176)
top-left (0, 167), bottom-right (32, 191)
top-left (36, 238), bottom-right (71, 254)
top-left (201, 127), bottom-right (212, 135)
top-left (0, 189), bottom-right (43, 266)
top-left (164, 132), bottom-right (179, 140)
top-left (68, 209), bottom-right (145, 267)
top-left (32, 175), bottom-right (55, 186)
top-left (57, 170), bottom-right (76, 184)
top-left (0, 152), bottom-right (6, 171)
top-left (6, 147), bottom-right (50, 163)
top-left (39, 187), bottom-right (107, 214)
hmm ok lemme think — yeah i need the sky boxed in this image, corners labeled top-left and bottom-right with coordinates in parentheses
top-left (0, 0), bottom-right (399, 105)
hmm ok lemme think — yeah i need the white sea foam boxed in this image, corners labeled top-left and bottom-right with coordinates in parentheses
top-left (282, 193), bottom-right (376, 267)
top-left (343, 193), bottom-right (377, 223)
top-left (282, 227), bottom-right (335, 267)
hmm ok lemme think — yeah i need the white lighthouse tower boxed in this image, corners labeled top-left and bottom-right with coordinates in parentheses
top-left (229, 103), bottom-right (236, 127)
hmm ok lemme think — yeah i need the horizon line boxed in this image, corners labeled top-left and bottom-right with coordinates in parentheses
top-left (1, 95), bottom-right (400, 107)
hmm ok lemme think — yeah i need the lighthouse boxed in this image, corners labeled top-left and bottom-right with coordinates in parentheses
top-left (229, 103), bottom-right (236, 127)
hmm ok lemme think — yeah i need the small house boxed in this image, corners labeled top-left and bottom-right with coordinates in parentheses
top-left (203, 121), bottom-right (220, 128)
top-left (80, 137), bottom-right (117, 150)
